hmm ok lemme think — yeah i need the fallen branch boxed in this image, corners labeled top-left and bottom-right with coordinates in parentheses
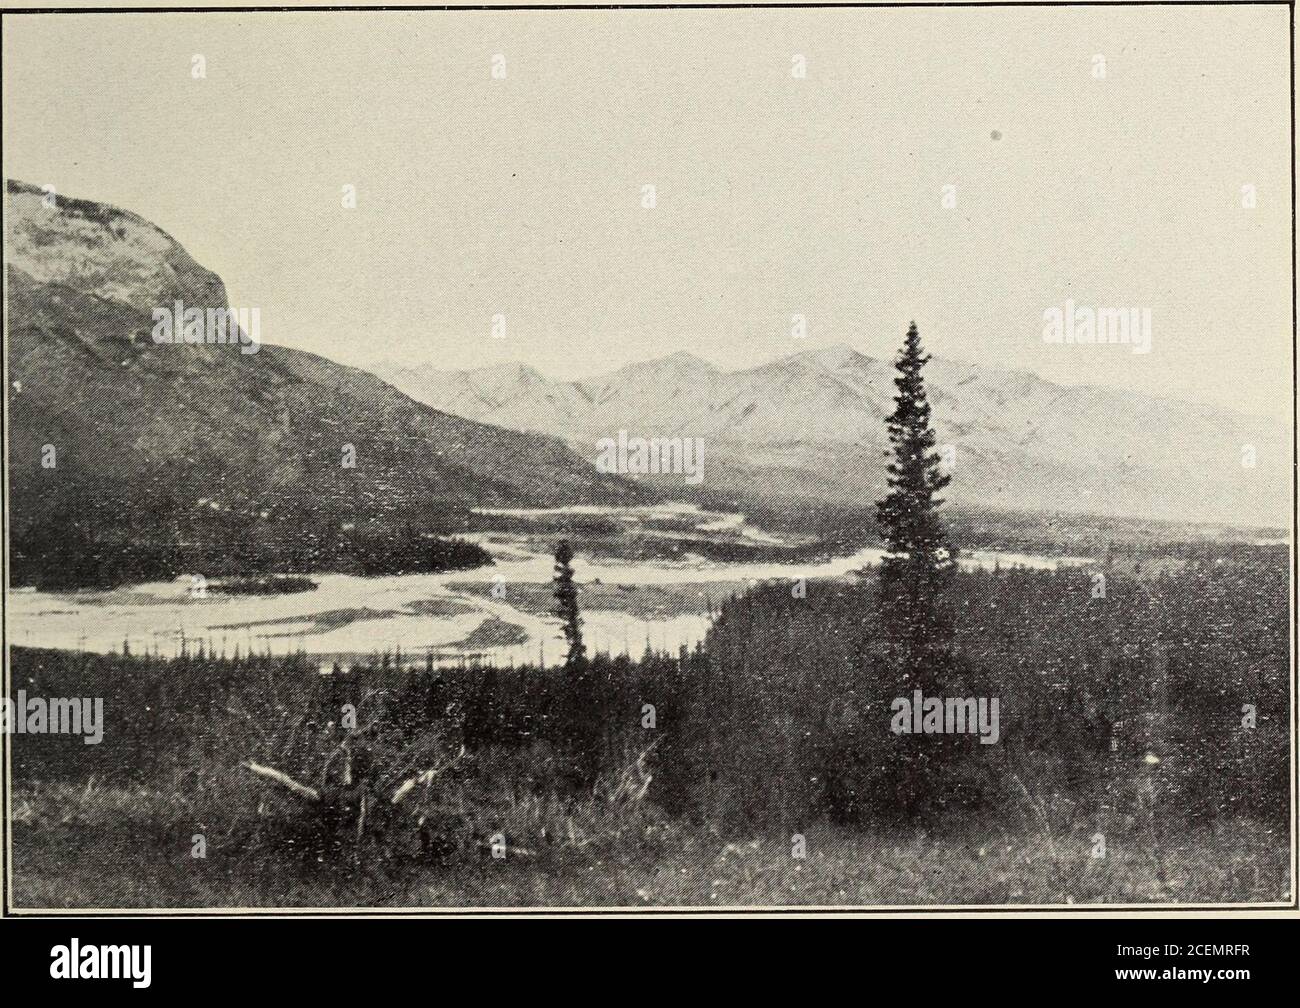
top-left (390, 744), bottom-right (467, 805)
top-left (242, 760), bottom-right (320, 802)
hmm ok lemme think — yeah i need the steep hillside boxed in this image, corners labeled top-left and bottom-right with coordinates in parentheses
top-left (4, 180), bottom-right (647, 586)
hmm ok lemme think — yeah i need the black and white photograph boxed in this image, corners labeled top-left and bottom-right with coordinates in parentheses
top-left (0, 1), bottom-right (1294, 921)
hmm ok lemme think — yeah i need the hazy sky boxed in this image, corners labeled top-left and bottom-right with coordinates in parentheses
top-left (3, 6), bottom-right (1293, 417)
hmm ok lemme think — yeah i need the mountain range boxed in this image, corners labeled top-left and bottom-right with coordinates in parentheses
top-left (374, 346), bottom-right (1289, 527)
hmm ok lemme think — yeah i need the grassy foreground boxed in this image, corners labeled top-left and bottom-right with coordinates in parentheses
top-left (11, 779), bottom-right (1288, 909)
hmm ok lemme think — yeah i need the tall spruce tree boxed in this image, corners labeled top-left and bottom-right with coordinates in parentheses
top-left (552, 539), bottom-right (600, 786)
top-left (875, 322), bottom-right (954, 664)
top-left (552, 539), bottom-right (587, 667)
